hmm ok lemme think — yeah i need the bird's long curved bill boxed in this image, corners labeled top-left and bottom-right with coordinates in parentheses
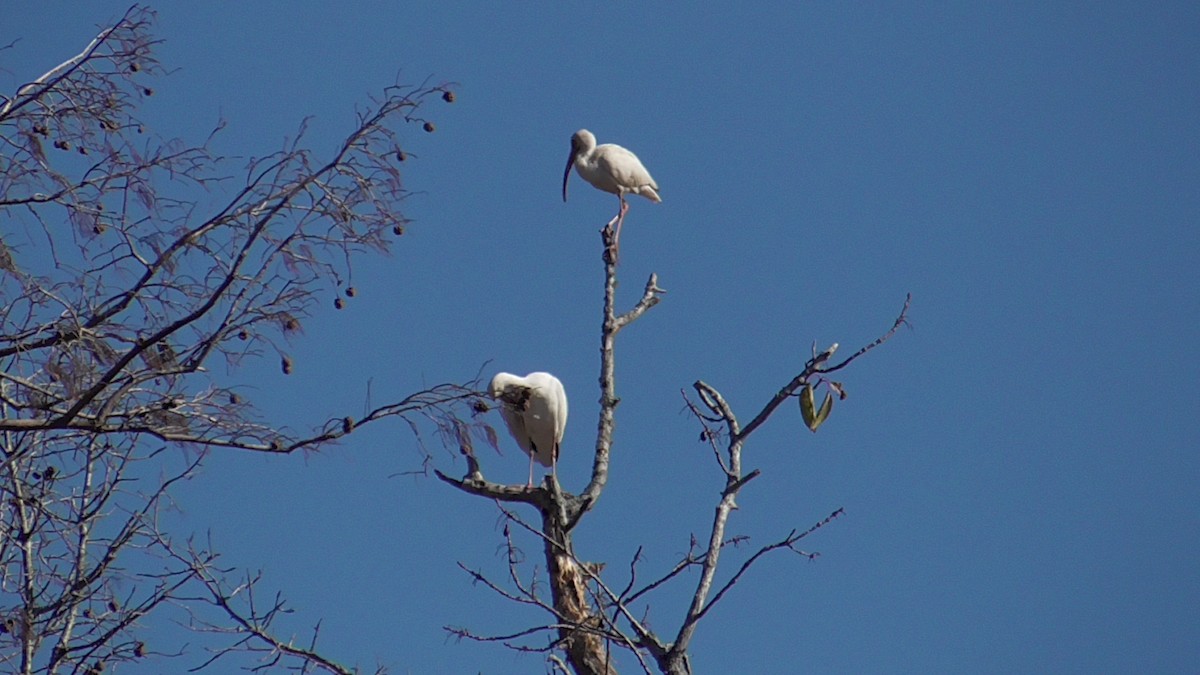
top-left (562, 153), bottom-right (575, 202)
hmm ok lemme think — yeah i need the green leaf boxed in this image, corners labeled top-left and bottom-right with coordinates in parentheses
top-left (800, 384), bottom-right (817, 430)
top-left (810, 392), bottom-right (834, 432)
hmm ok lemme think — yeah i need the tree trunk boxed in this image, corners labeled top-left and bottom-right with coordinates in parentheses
top-left (543, 504), bottom-right (617, 675)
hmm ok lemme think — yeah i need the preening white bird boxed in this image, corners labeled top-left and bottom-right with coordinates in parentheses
top-left (488, 371), bottom-right (568, 486)
top-left (562, 129), bottom-right (660, 260)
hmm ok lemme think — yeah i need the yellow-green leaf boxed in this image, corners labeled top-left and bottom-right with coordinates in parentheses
top-left (810, 392), bottom-right (834, 431)
top-left (800, 384), bottom-right (817, 430)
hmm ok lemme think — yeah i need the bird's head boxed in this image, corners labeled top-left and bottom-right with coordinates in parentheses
top-left (563, 129), bottom-right (597, 202)
top-left (571, 129), bottom-right (596, 150)
top-left (488, 372), bottom-right (514, 399)
top-left (488, 372), bottom-right (531, 410)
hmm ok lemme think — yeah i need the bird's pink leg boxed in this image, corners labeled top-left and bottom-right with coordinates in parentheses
top-left (615, 197), bottom-right (629, 244)
top-left (527, 453), bottom-right (535, 488)
top-left (610, 196), bottom-right (629, 263)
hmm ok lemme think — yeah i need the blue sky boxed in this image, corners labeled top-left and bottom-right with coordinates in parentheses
top-left (4, 2), bottom-right (1198, 673)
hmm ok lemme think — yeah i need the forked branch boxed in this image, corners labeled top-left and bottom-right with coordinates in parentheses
top-left (656, 294), bottom-right (911, 673)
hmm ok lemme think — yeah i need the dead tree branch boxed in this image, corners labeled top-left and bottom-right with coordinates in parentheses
top-left (652, 296), bottom-right (911, 673)
top-left (1, 7), bottom-right (463, 673)
top-left (439, 214), bottom-right (664, 674)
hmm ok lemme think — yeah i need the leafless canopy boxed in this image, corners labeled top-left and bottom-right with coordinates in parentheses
top-left (439, 198), bottom-right (909, 673)
top-left (1, 7), bottom-right (470, 674)
top-left (1, 6), bottom-right (910, 674)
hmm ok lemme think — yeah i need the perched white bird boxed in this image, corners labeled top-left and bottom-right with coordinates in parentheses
top-left (488, 371), bottom-right (568, 486)
top-left (562, 129), bottom-right (660, 260)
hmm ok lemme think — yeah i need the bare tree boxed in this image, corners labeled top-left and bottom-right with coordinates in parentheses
top-left (439, 212), bottom-right (910, 673)
top-left (0, 7), bottom-right (471, 674)
top-left (2, 7), bottom-right (909, 674)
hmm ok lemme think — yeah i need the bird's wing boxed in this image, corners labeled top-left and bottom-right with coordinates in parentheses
top-left (597, 145), bottom-right (657, 191)
top-left (524, 374), bottom-right (564, 467)
top-left (498, 403), bottom-right (533, 455)
top-left (553, 377), bottom-right (568, 448)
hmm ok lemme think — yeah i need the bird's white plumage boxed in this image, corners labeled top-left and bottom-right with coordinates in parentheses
top-left (489, 372), bottom-right (568, 480)
top-left (563, 129), bottom-right (660, 204)
top-left (562, 129), bottom-right (660, 262)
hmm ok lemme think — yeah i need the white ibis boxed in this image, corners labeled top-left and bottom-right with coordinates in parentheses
top-left (488, 371), bottom-right (568, 486)
top-left (562, 129), bottom-right (660, 260)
